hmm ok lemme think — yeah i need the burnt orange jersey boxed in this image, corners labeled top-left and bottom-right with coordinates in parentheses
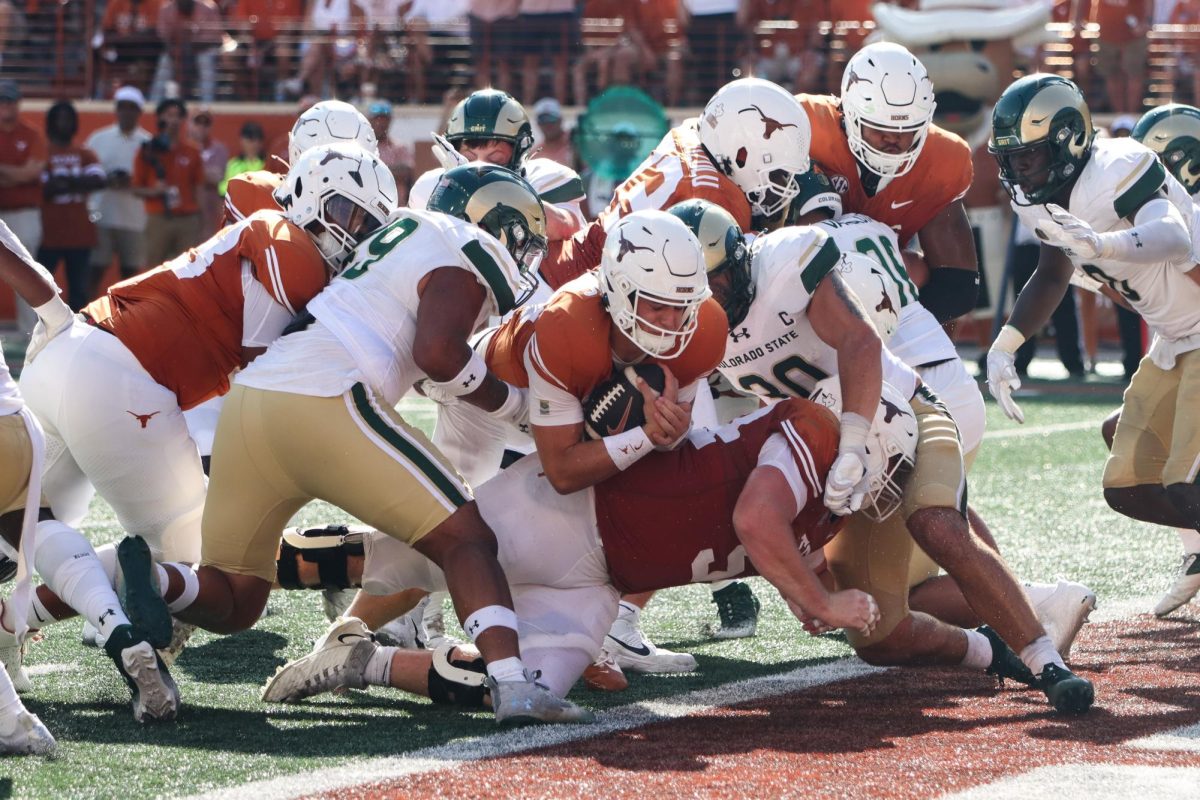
top-left (223, 169), bottom-right (283, 225)
top-left (798, 94), bottom-right (973, 244)
top-left (85, 210), bottom-right (328, 410)
top-left (486, 272), bottom-right (728, 400)
top-left (542, 121), bottom-right (752, 289)
top-left (596, 398), bottom-right (842, 594)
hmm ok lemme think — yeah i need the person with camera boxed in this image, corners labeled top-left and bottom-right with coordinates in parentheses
top-left (132, 98), bottom-right (205, 266)
top-left (85, 86), bottom-right (153, 300)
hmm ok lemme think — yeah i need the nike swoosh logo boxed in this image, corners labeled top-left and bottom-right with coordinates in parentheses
top-left (606, 634), bottom-right (651, 657)
top-left (337, 633), bottom-right (369, 645)
top-left (890, 200), bottom-right (914, 209)
top-left (606, 398), bottom-right (634, 436)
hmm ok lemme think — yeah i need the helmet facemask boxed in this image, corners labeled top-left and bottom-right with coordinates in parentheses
top-left (480, 204), bottom-right (544, 306)
top-left (845, 113), bottom-right (931, 179)
top-left (605, 279), bottom-right (705, 359)
top-left (743, 166), bottom-right (805, 220)
top-left (709, 239), bottom-right (753, 329)
top-left (307, 192), bottom-right (387, 273)
top-left (862, 438), bottom-right (915, 522)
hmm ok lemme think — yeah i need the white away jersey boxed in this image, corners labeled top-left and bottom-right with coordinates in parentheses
top-left (816, 213), bottom-right (958, 368)
top-left (238, 207), bottom-right (529, 405)
top-left (717, 225), bottom-right (916, 401)
top-left (408, 157), bottom-right (586, 226)
top-left (0, 353), bottom-right (21, 416)
top-left (1012, 137), bottom-right (1200, 344)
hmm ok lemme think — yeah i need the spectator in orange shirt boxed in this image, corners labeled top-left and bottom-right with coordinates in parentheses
top-left (96, 0), bottom-right (163, 92)
top-left (1090, 0), bottom-right (1152, 112)
top-left (132, 98), bottom-right (206, 264)
top-left (39, 101), bottom-right (108, 311)
top-left (0, 79), bottom-right (49, 333)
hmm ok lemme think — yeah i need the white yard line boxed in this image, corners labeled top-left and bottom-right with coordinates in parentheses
top-left (185, 659), bottom-right (885, 800)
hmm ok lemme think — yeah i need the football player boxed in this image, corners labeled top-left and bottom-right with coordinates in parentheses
top-left (1, 144), bottom-right (393, 713)
top-left (691, 200), bottom-right (1095, 714)
top-left (986, 81), bottom-right (1200, 614)
top-left (409, 89), bottom-right (586, 251)
top-left (0, 223), bottom-right (190, 732)
top-left (112, 163), bottom-right (593, 725)
top-left (223, 100), bottom-right (379, 225)
top-left (259, 390), bottom-right (909, 708)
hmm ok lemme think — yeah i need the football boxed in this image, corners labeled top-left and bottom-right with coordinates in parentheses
top-left (582, 363), bottom-right (667, 440)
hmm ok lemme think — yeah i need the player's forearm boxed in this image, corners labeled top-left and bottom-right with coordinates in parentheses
top-left (0, 225), bottom-right (62, 309)
top-left (736, 513), bottom-right (828, 616)
top-left (1005, 252), bottom-right (1073, 340)
top-left (533, 432), bottom-right (629, 494)
top-left (544, 203), bottom-right (582, 240)
top-left (835, 334), bottom-right (882, 421)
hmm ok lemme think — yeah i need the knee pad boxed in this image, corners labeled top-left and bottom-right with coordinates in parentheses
top-left (426, 644), bottom-right (488, 708)
top-left (276, 525), bottom-right (367, 590)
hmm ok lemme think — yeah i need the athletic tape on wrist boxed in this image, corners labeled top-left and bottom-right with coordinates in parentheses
top-left (838, 412), bottom-right (871, 451)
top-left (33, 295), bottom-right (72, 330)
top-left (992, 324), bottom-right (1026, 356)
top-left (604, 427), bottom-right (654, 471)
top-left (429, 351), bottom-right (488, 398)
top-left (462, 604), bottom-right (519, 641)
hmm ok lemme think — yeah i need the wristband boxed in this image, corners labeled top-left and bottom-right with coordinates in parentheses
top-left (604, 427), bottom-right (653, 471)
top-left (33, 294), bottom-right (72, 331)
top-left (838, 411), bottom-right (871, 452)
top-left (991, 324), bottom-right (1026, 356)
top-left (428, 350), bottom-right (487, 398)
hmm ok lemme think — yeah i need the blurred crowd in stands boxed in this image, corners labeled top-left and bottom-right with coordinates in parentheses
top-left (0, 1), bottom-right (1195, 112)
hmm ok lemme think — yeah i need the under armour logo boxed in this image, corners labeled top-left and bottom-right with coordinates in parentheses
top-left (98, 608), bottom-right (115, 626)
top-left (467, 619), bottom-right (481, 634)
top-left (127, 410), bottom-right (160, 428)
top-left (1132, 231), bottom-right (1143, 248)
top-left (730, 327), bottom-right (751, 342)
top-left (462, 373), bottom-right (476, 388)
top-left (739, 105), bottom-right (799, 140)
top-left (616, 230), bottom-right (654, 263)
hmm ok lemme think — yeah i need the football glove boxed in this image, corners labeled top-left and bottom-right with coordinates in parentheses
top-left (986, 325), bottom-right (1027, 424)
top-left (431, 133), bottom-right (469, 171)
top-left (824, 412), bottom-right (875, 516)
top-left (1042, 204), bottom-right (1103, 260)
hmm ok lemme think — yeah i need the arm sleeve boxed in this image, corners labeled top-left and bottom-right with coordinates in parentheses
top-left (1098, 196), bottom-right (1192, 265)
top-left (242, 273), bottom-right (295, 347)
top-left (917, 266), bottom-right (980, 323)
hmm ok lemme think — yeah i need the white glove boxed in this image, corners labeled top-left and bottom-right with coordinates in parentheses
top-left (1042, 204), bottom-right (1104, 260)
top-left (986, 325), bottom-right (1026, 424)
top-left (431, 133), bottom-right (469, 170)
top-left (0, 220), bottom-right (37, 265)
top-left (25, 304), bottom-right (74, 366)
top-left (418, 378), bottom-right (460, 407)
top-left (824, 447), bottom-right (870, 516)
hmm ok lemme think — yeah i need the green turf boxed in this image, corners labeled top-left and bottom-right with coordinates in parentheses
top-left (3, 392), bottom-right (1176, 797)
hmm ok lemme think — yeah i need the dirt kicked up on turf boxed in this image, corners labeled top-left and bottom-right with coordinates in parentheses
top-left (317, 613), bottom-right (1200, 800)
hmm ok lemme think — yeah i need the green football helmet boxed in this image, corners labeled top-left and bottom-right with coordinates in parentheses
top-left (667, 199), bottom-right (752, 328)
top-left (428, 163), bottom-right (547, 307)
top-left (445, 89), bottom-right (535, 171)
top-left (1131, 103), bottom-right (1200, 195)
top-left (988, 74), bottom-right (1094, 205)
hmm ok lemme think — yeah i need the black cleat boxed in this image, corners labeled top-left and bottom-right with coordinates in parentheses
top-left (104, 625), bottom-right (181, 723)
top-left (978, 626), bottom-right (1037, 687)
top-left (1039, 662), bottom-right (1094, 714)
top-left (116, 535), bottom-right (173, 649)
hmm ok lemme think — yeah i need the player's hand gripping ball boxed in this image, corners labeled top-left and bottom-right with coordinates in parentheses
top-left (583, 363), bottom-right (667, 440)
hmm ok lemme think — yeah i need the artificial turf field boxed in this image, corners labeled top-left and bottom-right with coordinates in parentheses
top-left (4, 384), bottom-right (1200, 799)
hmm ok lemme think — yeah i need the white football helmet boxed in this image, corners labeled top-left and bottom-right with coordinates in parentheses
top-left (277, 142), bottom-right (398, 272)
top-left (807, 378), bottom-right (918, 522)
top-left (288, 100), bottom-right (379, 165)
top-left (835, 251), bottom-right (901, 340)
top-left (599, 209), bottom-right (711, 359)
top-left (699, 78), bottom-right (812, 220)
top-left (841, 42), bottom-right (936, 179)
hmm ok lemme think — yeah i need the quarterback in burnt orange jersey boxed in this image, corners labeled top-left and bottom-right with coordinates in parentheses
top-left (542, 77), bottom-right (812, 289)
top-left (798, 42), bottom-right (980, 326)
top-left (18, 144), bottom-right (396, 576)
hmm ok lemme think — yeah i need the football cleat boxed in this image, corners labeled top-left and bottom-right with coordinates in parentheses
top-left (1154, 553), bottom-right (1200, 617)
top-left (421, 592), bottom-right (461, 651)
top-left (374, 611), bottom-right (425, 650)
top-left (261, 617), bottom-right (375, 703)
top-left (157, 620), bottom-right (196, 668)
top-left (978, 625), bottom-right (1037, 688)
top-left (1038, 663), bottom-right (1095, 714)
top-left (115, 535), bottom-right (173, 649)
top-left (0, 621), bottom-right (31, 694)
top-left (104, 625), bottom-right (180, 723)
top-left (321, 588), bottom-right (357, 623)
top-left (487, 672), bottom-right (595, 726)
top-left (582, 651), bottom-right (629, 692)
top-left (604, 609), bottom-right (697, 674)
top-left (0, 707), bottom-right (56, 756)
top-left (704, 581), bottom-right (761, 640)
top-left (80, 620), bottom-right (106, 649)
top-left (1031, 580), bottom-right (1097, 661)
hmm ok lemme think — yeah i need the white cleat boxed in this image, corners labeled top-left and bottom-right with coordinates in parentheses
top-left (109, 637), bottom-right (181, 723)
top-left (421, 591), bottom-right (461, 651)
top-left (0, 627), bottom-right (31, 694)
top-left (375, 613), bottom-right (424, 650)
top-left (157, 620), bottom-right (196, 668)
top-left (487, 673), bottom-right (594, 726)
top-left (1154, 553), bottom-right (1200, 618)
top-left (604, 609), bottom-right (697, 674)
top-left (0, 707), bottom-right (56, 756)
top-left (81, 620), bottom-right (107, 648)
top-left (1032, 580), bottom-right (1097, 662)
top-left (261, 617), bottom-right (375, 703)
top-left (321, 588), bottom-right (357, 623)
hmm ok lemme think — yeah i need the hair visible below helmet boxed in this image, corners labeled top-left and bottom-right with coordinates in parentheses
top-left (807, 378), bottom-right (918, 522)
top-left (427, 162), bottom-right (547, 306)
top-left (699, 77), bottom-right (812, 220)
top-left (276, 142), bottom-right (398, 273)
top-left (288, 100), bottom-right (379, 165)
top-left (988, 74), bottom-right (1094, 206)
top-left (834, 252), bottom-right (901, 340)
top-left (840, 42), bottom-right (936, 180)
top-left (599, 209), bottom-right (711, 359)
top-left (444, 89), bottom-right (535, 171)
top-left (1132, 103), bottom-right (1200, 195)
top-left (667, 199), bottom-right (752, 328)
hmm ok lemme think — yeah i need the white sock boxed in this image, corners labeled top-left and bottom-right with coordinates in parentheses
top-left (961, 629), bottom-right (992, 670)
top-left (33, 521), bottom-right (130, 638)
top-left (485, 656), bottom-right (526, 683)
top-left (709, 580), bottom-right (735, 593)
top-left (157, 563), bottom-right (200, 613)
top-left (363, 646), bottom-right (398, 686)
top-left (0, 667), bottom-right (20, 715)
top-left (1179, 528), bottom-right (1200, 555)
top-left (1019, 635), bottom-right (1065, 677)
